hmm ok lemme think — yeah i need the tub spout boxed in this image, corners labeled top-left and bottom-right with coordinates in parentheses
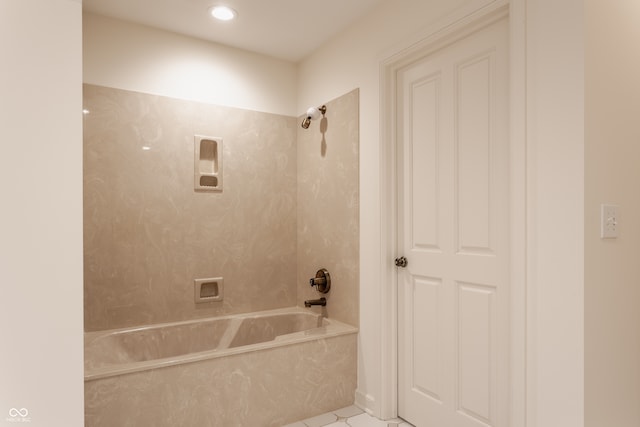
top-left (304, 297), bottom-right (326, 307)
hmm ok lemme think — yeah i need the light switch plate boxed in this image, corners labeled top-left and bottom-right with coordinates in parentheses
top-left (600, 204), bottom-right (619, 239)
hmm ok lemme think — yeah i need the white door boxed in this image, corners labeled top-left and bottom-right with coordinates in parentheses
top-left (397, 16), bottom-right (510, 427)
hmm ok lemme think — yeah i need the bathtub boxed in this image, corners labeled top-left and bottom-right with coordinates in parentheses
top-left (84, 307), bottom-right (358, 427)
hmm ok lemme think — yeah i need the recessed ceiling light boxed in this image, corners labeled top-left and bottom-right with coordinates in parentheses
top-left (209, 5), bottom-right (237, 21)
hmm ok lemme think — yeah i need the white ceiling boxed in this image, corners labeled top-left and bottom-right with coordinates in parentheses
top-left (82, 0), bottom-right (385, 62)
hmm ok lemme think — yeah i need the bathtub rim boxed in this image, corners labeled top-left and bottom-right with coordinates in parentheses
top-left (84, 306), bottom-right (358, 381)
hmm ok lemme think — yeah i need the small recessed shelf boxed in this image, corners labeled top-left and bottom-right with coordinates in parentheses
top-left (194, 135), bottom-right (222, 192)
top-left (199, 175), bottom-right (218, 187)
top-left (194, 277), bottom-right (224, 303)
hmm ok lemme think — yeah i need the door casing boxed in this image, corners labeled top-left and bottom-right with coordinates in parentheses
top-left (378, 1), bottom-right (529, 425)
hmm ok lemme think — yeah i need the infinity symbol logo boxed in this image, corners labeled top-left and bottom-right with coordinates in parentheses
top-left (9, 408), bottom-right (28, 417)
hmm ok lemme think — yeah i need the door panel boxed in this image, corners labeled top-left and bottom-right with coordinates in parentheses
top-left (411, 276), bottom-right (442, 401)
top-left (397, 17), bottom-right (509, 427)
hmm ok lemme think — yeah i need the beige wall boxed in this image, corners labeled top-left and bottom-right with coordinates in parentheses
top-left (585, 1), bottom-right (640, 425)
top-left (83, 13), bottom-right (298, 116)
top-left (297, 89), bottom-right (359, 327)
top-left (0, 0), bottom-right (84, 425)
top-left (525, 1), bottom-right (585, 424)
top-left (83, 84), bottom-right (298, 331)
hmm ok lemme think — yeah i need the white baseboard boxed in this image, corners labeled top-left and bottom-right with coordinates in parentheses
top-left (354, 389), bottom-right (377, 416)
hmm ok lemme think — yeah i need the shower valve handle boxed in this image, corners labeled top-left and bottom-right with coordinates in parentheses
top-left (310, 277), bottom-right (327, 287)
top-left (309, 268), bottom-right (331, 294)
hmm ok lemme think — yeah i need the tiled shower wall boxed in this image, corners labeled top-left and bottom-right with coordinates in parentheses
top-left (83, 84), bottom-right (297, 331)
top-left (83, 84), bottom-right (359, 331)
top-left (297, 89), bottom-right (359, 327)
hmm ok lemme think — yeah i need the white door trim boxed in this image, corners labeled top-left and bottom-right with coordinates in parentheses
top-left (378, 1), bottom-right (529, 425)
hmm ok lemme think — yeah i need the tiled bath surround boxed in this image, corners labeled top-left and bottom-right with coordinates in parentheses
top-left (83, 85), bottom-right (360, 424)
top-left (297, 90), bottom-right (360, 327)
top-left (83, 84), bottom-right (299, 331)
top-left (84, 84), bottom-right (359, 331)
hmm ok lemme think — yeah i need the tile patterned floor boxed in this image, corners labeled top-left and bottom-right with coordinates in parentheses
top-left (284, 405), bottom-right (414, 427)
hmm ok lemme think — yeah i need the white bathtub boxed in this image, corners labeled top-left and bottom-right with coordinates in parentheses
top-left (84, 307), bottom-right (358, 426)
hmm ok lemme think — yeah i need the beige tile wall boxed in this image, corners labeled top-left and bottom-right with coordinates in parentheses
top-left (297, 89), bottom-right (360, 327)
top-left (83, 84), bottom-right (298, 331)
top-left (83, 84), bottom-right (359, 331)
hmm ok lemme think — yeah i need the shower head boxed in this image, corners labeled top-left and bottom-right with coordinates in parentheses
top-left (301, 105), bottom-right (326, 129)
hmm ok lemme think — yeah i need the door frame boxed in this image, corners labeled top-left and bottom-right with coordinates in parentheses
top-left (378, 1), bottom-right (529, 425)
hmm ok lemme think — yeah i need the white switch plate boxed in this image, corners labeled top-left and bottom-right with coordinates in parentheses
top-left (600, 204), bottom-right (619, 239)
